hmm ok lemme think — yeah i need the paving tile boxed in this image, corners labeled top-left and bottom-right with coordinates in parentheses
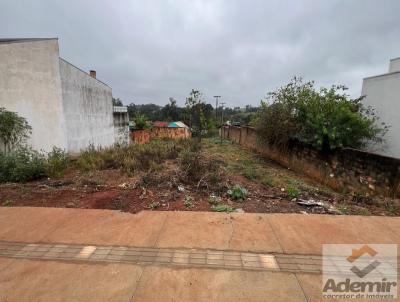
top-left (156, 212), bottom-right (232, 250)
top-left (224, 260), bottom-right (242, 267)
top-left (0, 207), bottom-right (72, 242)
top-left (133, 266), bottom-right (307, 302)
top-left (42, 209), bottom-right (168, 247)
top-left (268, 214), bottom-right (400, 255)
top-left (190, 258), bottom-right (207, 265)
top-left (0, 259), bottom-right (143, 302)
top-left (229, 213), bottom-right (283, 253)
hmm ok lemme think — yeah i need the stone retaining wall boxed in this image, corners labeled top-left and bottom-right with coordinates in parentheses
top-left (221, 126), bottom-right (400, 197)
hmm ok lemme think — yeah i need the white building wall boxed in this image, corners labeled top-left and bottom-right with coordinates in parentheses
top-left (361, 72), bottom-right (400, 158)
top-left (0, 39), bottom-right (67, 152)
top-left (389, 58), bottom-right (400, 73)
top-left (59, 59), bottom-right (114, 154)
top-left (113, 106), bottom-right (130, 145)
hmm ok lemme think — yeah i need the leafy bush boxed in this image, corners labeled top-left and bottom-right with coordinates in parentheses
top-left (255, 77), bottom-right (387, 152)
top-left (227, 185), bottom-right (247, 201)
top-left (46, 147), bottom-right (69, 178)
top-left (0, 147), bottom-right (47, 182)
top-left (76, 144), bottom-right (104, 171)
top-left (0, 147), bottom-right (69, 183)
top-left (211, 204), bottom-right (235, 212)
top-left (0, 108), bottom-right (32, 153)
top-left (133, 114), bottom-right (148, 130)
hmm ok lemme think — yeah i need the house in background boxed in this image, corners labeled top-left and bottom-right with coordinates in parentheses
top-left (153, 121), bottom-right (169, 128)
top-left (168, 121), bottom-right (189, 129)
top-left (361, 57), bottom-right (400, 159)
top-left (0, 38), bottom-right (128, 155)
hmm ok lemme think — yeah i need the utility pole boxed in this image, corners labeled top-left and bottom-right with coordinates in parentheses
top-left (220, 102), bottom-right (226, 144)
top-left (213, 96), bottom-right (221, 122)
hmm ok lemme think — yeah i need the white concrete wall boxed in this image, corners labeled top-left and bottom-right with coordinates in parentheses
top-left (0, 39), bottom-right (68, 152)
top-left (113, 107), bottom-right (129, 145)
top-left (389, 58), bottom-right (400, 73)
top-left (60, 59), bottom-right (114, 154)
top-left (362, 72), bottom-right (400, 158)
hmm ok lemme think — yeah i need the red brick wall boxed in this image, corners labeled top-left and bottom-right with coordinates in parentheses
top-left (131, 127), bottom-right (191, 145)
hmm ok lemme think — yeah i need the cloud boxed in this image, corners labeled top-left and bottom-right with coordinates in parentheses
top-left (1, 0), bottom-right (399, 106)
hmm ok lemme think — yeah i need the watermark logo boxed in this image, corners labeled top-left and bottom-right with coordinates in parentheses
top-left (322, 244), bottom-right (397, 299)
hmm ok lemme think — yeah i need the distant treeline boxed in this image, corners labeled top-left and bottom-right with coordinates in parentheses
top-left (122, 97), bottom-right (258, 126)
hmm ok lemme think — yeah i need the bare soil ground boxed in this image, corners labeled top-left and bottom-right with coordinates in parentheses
top-left (1, 138), bottom-right (399, 216)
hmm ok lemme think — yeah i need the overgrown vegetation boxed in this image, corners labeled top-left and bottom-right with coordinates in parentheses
top-left (255, 77), bottom-right (387, 152)
top-left (0, 147), bottom-right (69, 183)
top-left (0, 109), bottom-right (69, 183)
top-left (76, 139), bottom-right (193, 174)
top-left (133, 114), bottom-right (149, 130)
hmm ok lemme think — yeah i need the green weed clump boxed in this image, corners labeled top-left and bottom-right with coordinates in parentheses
top-left (0, 147), bottom-right (69, 183)
top-left (227, 185), bottom-right (247, 201)
top-left (244, 167), bottom-right (258, 180)
top-left (286, 186), bottom-right (300, 199)
top-left (184, 195), bottom-right (194, 208)
top-left (211, 204), bottom-right (235, 213)
top-left (46, 147), bottom-right (69, 178)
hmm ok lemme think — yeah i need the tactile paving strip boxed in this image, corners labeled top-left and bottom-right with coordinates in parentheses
top-left (0, 240), bottom-right (325, 274)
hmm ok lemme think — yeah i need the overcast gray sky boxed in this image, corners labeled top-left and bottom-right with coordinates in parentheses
top-left (1, 0), bottom-right (399, 106)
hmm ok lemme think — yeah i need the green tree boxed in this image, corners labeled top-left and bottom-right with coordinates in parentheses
top-left (184, 89), bottom-right (209, 139)
top-left (161, 97), bottom-right (182, 121)
top-left (255, 77), bottom-right (387, 152)
top-left (0, 108), bottom-right (32, 154)
top-left (112, 98), bottom-right (123, 106)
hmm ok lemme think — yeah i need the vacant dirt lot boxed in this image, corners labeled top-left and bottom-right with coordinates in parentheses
top-left (1, 138), bottom-right (399, 216)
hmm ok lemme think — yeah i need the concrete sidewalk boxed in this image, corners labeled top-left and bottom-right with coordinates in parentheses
top-left (0, 207), bottom-right (399, 301)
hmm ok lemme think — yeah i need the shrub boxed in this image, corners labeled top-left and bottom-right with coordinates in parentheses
top-left (0, 147), bottom-right (47, 182)
top-left (133, 114), bottom-right (148, 130)
top-left (227, 185), bottom-right (247, 201)
top-left (255, 77), bottom-right (387, 152)
top-left (46, 147), bottom-right (69, 178)
top-left (75, 144), bottom-right (104, 171)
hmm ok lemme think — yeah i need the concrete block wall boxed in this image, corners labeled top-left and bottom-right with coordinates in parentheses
top-left (0, 39), bottom-right (68, 152)
top-left (389, 57), bottom-right (400, 73)
top-left (222, 126), bottom-right (400, 197)
top-left (59, 59), bottom-right (115, 154)
top-left (113, 106), bottom-right (129, 145)
top-left (362, 72), bottom-right (400, 159)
